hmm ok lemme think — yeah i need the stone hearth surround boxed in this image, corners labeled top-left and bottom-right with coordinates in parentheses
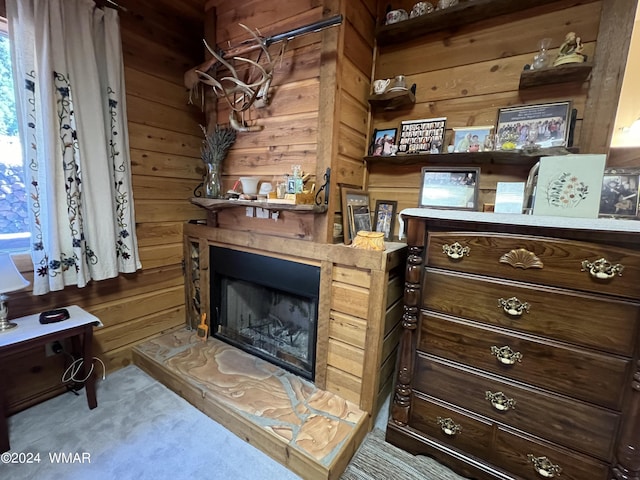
top-left (133, 328), bottom-right (368, 480)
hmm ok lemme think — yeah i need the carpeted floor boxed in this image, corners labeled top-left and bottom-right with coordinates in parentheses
top-left (2, 365), bottom-right (301, 480)
top-left (2, 364), bottom-right (468, 480)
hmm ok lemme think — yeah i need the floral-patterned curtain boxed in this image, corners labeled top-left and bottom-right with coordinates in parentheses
top-left (6, 0), bottom-right (141, 295)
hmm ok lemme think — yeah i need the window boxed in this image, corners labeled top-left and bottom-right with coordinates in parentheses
top-left (0, 19), bottom-right (30, 254)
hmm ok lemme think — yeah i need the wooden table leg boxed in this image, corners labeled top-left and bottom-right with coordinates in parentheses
top-left (0, 370), bottom-right (10, 453)
top-left (83, 326), bottom-right (97, 409)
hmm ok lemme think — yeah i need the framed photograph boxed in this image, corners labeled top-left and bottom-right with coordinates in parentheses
top-left (341, 187), bottom-right (372, 245)
top-left (374, 200), bottom-right (397, 241)
top-left (418, 167), bottom-right (480, 210)
top-left (496, 101), bottom-right (572, 151)
top-left (452, 126), bottom-right (495, 152)
top-left (398, 117), bottom-right (446, 154)
top-left (599, 168), bottom-right (640, 219)
top-left (532, 154), bottom-right (606, 218)
top-left (494, 181), bottom-right (526, 214)
top-left (369, 128), bottom-right (397, 156)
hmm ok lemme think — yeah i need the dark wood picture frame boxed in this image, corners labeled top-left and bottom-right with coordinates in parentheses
top-left (496, 101), bottom-right (572, 151)
top-left (418, 166), bottom-right (480, 210)
top-left (369, 128), bottom-right (397, 156)
top-left (341, 187), bottom-right (372, 245)
top-left (374, 200), bottom-right (397, 241)
top-left (598, 167), bottom-right (640, 219)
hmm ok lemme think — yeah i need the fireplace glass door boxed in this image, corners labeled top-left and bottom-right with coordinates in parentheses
top-left (210, 247), bottom-right (319, 380)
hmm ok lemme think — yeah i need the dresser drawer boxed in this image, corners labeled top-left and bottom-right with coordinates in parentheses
top-left (426, 232), bottom-right (640, 299)
top-left (413, 354), bottom-right (619, 460)
top-left (409, 393), bottom-right (492, 461)
top-left (422, 268), bottom-right (639, 356)
top-left (493, 427), bottom-right (610, 480)
top-left (419, 311), bottom-right (630, 409)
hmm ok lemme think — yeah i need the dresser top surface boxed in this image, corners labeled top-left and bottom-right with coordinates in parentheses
top-left (400, 208), bottom-right (640, 234)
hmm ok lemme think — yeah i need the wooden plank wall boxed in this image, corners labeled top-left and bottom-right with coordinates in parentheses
top-left (4, 0), bottom-right (208, 413)
top-left (202, 0), bottom-right (376, 242)
top-left (367, 0), bottom-right (606, 238)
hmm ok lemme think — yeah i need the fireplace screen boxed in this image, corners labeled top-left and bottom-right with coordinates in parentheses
top-left (210, 247), bottom-right (319, 380)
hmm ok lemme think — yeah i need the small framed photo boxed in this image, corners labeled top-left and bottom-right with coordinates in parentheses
top-left (496, 101), bottom-right (572, 151)
top-left (452, 126), bottom-right (495, 152)
top-left (398, 117), bottom-right (446, 154)
top-left (599, 168), bottom-right (640, 219)
top-left (374, 200), bottom-right (397, 241)
top-left (369, 128), bottom-right (397, 156)
top-left (341, 187), bottom-right (372, 245)
top-left (418, 167), bottom-right (480, 210)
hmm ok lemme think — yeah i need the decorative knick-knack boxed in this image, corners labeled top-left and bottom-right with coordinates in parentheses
top-left (203, 163), bottom-right (222, 199)
top-left (532, 38), bottom-right (552, 70)
top-left (199, 124), bottom-right (236, 199)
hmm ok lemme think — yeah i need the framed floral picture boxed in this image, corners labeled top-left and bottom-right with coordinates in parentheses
top-left (532, 154), bottom-right (606, 218)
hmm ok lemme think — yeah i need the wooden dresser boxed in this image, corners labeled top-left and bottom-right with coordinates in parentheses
top-left (386, 208), bottom-right (640, 480)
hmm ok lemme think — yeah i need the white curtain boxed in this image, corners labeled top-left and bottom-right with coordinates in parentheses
top-left (6, 0), bottom-right (141, 295)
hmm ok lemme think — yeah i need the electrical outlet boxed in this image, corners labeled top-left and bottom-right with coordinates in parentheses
top-left (45, 341), bottom-right (63, 357)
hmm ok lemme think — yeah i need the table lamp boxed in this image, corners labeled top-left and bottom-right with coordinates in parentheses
top-left (0, 254), bottom-right (30, 331)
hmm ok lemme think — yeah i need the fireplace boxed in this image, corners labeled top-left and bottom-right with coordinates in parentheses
top-left (210, 246), bottom-right (320, 380)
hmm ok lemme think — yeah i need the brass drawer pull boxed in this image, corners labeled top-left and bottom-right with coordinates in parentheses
top-left (527, 454), bottom-right (562, 478)
top-left (485, 391), bottom-right (516, 411)
top-left (436, 417), bottom-right (462, 436)
top-left (442, 242), bottom-right (470, 259)
top-left (581, 258), bottom-right (624, 280)
top-left (490, 345), bottom-right (522, 365)
top-left (498, 297), bottom-right (530, 316)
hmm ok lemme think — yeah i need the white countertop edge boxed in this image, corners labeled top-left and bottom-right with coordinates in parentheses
top-left (400, 208), bottom-right (640, 233)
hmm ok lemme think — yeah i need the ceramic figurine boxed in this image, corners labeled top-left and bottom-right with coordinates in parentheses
top-left (553, 32), bottom-right (586, 66)
top-left (410, 2), bottom-right (434, 18)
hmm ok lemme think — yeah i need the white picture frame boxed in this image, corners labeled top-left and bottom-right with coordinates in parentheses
top-left (532, 154), bottom-right (606, 218)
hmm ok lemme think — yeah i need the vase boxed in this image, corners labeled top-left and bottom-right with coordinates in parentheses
top-left (204, 163), bottom-right (222, 199)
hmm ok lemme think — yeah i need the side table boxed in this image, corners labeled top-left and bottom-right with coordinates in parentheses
top-left (0, 305), bottom-right (102, 452)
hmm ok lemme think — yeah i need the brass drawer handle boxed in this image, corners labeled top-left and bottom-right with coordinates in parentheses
top-left (490, 345), bottom-right (522, 365)
top-left (498, 297), bottom-right (530, 316)
top-left (442, 242), bottom-right (470, 259)
top-left (436, 417), bottom-right (462, 436)
top-left (485, 391), bottom-right (516, 411)
top-left (581, 258), bottom-right (624, 280)
top-left (527, 454), bottom-right (562, 478)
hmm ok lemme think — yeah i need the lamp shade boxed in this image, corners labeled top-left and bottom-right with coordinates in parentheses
top-left (0, 254), bottom-right (30, 294)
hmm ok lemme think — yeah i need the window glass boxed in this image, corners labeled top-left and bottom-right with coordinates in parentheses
top-left (0, 27), bottom-right (30, 254)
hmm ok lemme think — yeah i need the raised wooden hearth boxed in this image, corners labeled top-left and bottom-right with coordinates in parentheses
top-left (132, 328), bottom-right (368, 480)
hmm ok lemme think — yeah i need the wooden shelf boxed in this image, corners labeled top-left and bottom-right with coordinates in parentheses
top-left (191, 197), bottom-right (328, 213)
top-left (519, 63), bottom-right (593, 90)
top-left (375, 0), bottom-right (585, 46)
top-left (364, 148), bottom-right (578, 166)
top-left (368, 85), bottom-right (416, 111)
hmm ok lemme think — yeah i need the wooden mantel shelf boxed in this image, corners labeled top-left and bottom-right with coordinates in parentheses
top-left (364, 148), bottom-right (578, 166)
top-left (374, 0), bottom-right (586, 46)
top-left (519, 63), bottom-right (593, 90)
top-left (191, 197), bottom-right (328, 213)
